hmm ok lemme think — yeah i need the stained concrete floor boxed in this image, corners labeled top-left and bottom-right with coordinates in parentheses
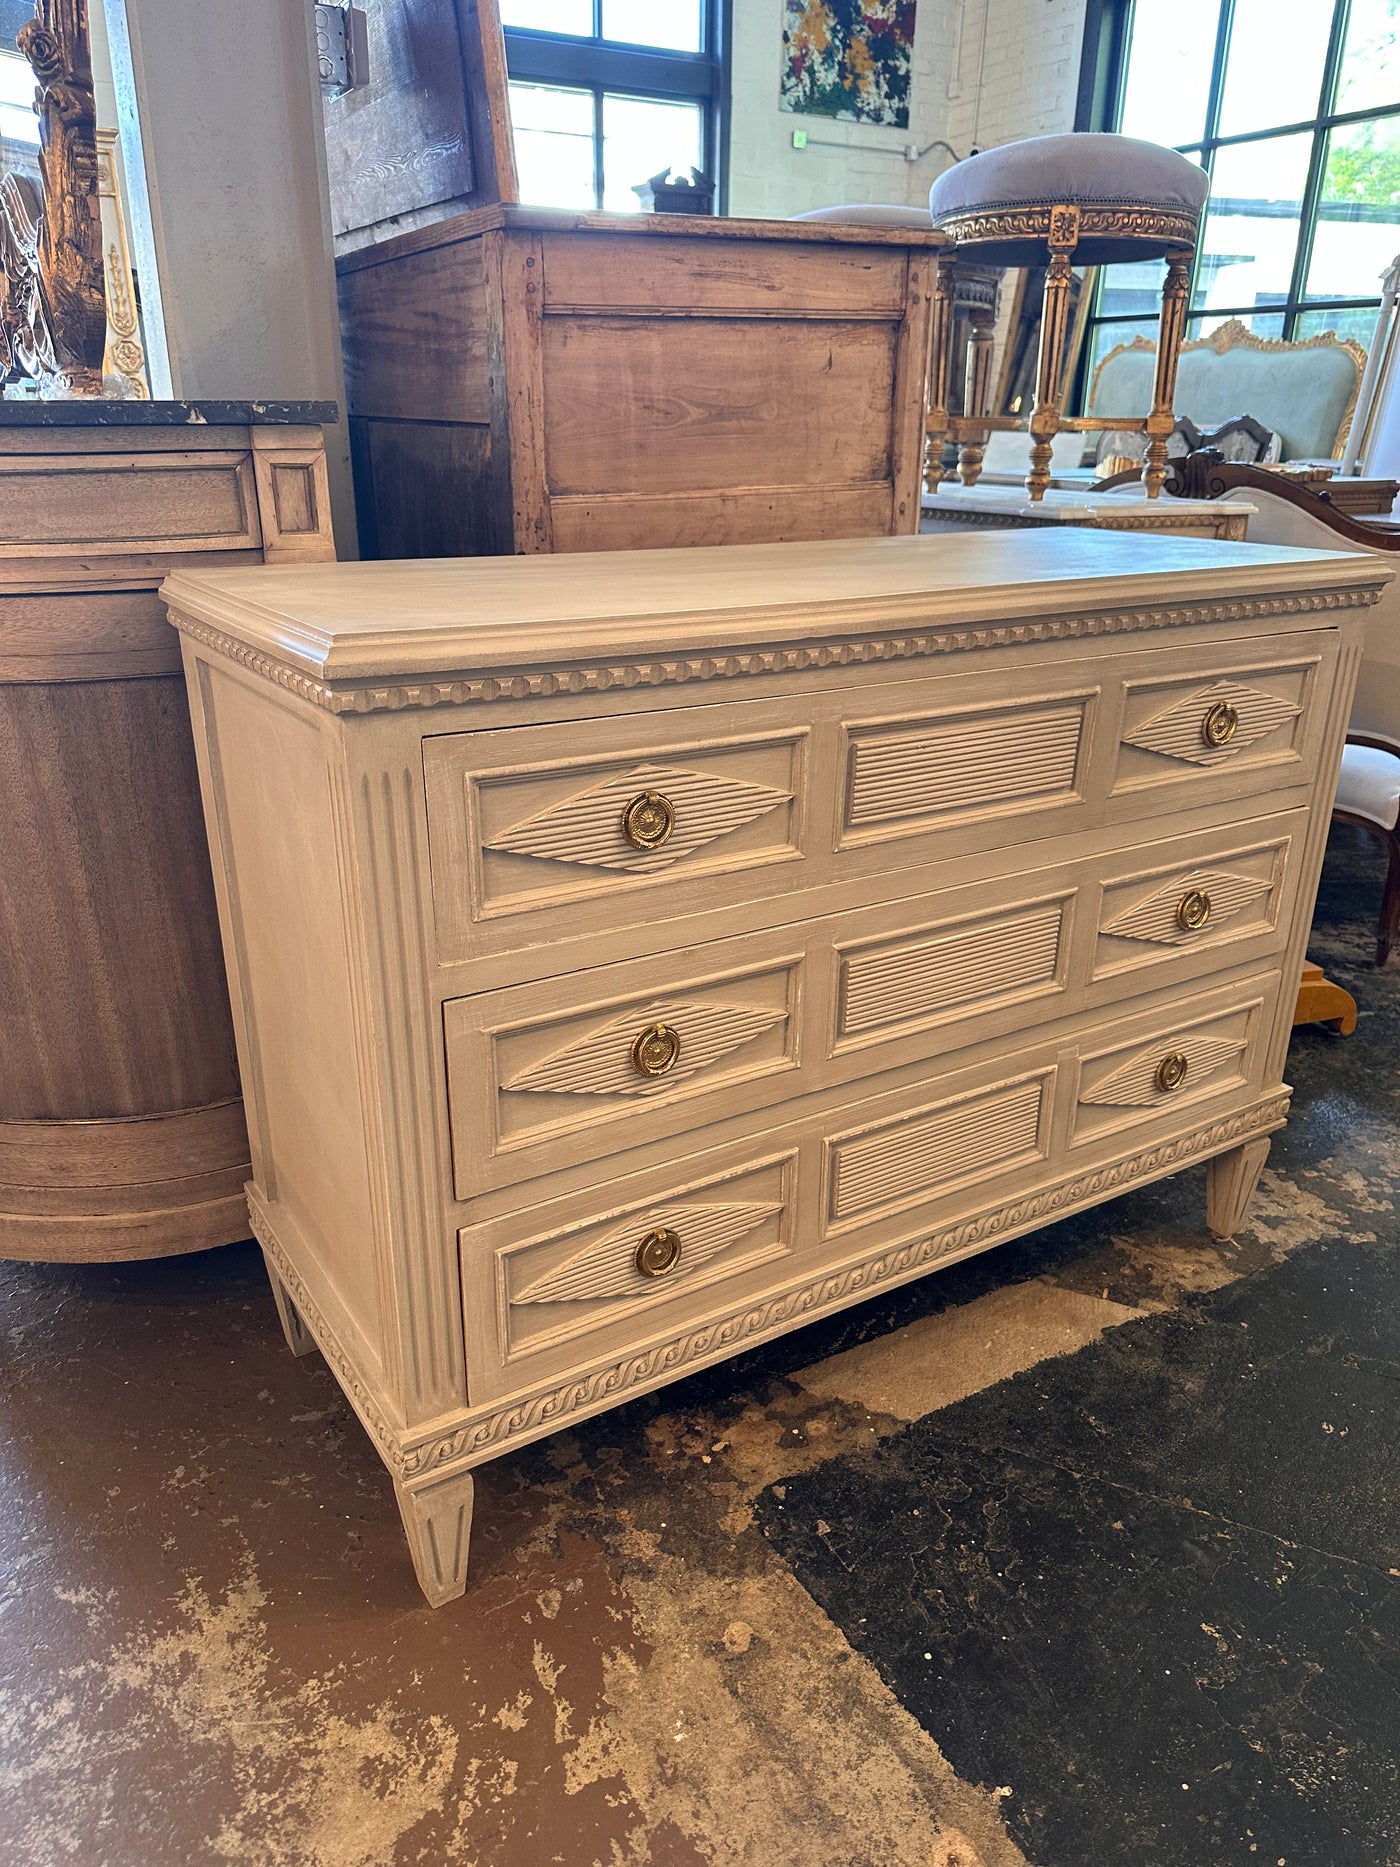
top-left (1, 825), bottom-right (1397, 1867)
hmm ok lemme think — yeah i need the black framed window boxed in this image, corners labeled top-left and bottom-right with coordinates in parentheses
top-left (1077, 0), bottom-right (1400, 393)
top-left (500, 0), bottom-right (727, 214)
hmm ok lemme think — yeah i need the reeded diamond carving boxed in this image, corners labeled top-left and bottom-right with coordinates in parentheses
top-left (503, 998), bottom-right (788, 1097)
top-left (1123, 680), bottom-right (1301, 766)
top-left (1102, 867), bottom-right (1273, 946)
top-left (484, 762), bottom-right (792, 873)
top-left (1081, 1032), bottom-right (1245, 1108)
top-left (513, 1199), bottom-right (782, 1304)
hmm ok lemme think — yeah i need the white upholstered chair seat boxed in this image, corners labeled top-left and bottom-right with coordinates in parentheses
top-left (1335, 743), bottom-right (1400, 831)
top-left (1332, 739), bottom-right (1400, 966)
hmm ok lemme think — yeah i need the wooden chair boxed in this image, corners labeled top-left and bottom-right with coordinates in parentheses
top-left (926, 133), bottom-right (1207, 502)
top-left (1332, 737), bottom-right (1400, 965)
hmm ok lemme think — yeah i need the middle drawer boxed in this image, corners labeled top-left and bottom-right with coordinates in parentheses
top-left (443, 807), bottom-right (1306, 1198)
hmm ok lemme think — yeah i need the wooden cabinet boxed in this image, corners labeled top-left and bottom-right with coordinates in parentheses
top-left (339, 207), bottom-right (941, 558)
top-left (0, 404), bottom-right (335, 1262)
top-left (164, 529), bottom-right (1387, 1604)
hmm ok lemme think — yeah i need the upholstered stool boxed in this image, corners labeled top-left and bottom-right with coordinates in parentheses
top-left (928, 133), bottom-right (1208, 501)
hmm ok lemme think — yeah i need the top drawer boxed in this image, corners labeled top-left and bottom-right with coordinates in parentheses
top-left (423, 628), bottom-right (1337, 965)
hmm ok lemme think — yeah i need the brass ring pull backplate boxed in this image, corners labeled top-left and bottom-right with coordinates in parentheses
top-left (1201, 701), bottom-right (1240, 748)
top-left (635, 1226), bottom-right (682, 1278)
top-left (1155, 1050), bottom-right (1190, 1094)
top-left (1176, 888), bottom-right (1212, 932)
top-left (630, 1021), bottom-right (682, 1078)
top-left (621, 789), bottom-right (676, 850)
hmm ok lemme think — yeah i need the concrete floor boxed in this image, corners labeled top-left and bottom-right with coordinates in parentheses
top-left (1, 826), bottom-right (1396, 1867)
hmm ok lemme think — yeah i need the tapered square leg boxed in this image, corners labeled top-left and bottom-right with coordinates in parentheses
top-left (1206, 1138), bottom-right (1271, 1241)
top-left (394, 1469), bottom-right (475, 1608)
top-left (262, 1250), bottom-right (317, 1357)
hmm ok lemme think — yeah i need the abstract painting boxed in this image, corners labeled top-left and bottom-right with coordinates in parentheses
top-left (780, 0), bottom-right (917, 128)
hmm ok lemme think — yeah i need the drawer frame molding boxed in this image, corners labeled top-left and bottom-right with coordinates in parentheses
top-left (167, 582), bottom-right (1381, 718)
top-left (248, 1091), bottom-right (1290, 1490)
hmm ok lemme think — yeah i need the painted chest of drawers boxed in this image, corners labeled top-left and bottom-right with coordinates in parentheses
top-left (163, 530), bottom-right (1387, 1606)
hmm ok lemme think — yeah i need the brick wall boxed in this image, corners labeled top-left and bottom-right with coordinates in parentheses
top-left (726, 0), bottom-right (959, 220)
top-left (727, 0), bottom-right (1088, 223)
top-left (945, 0), bottom-right (1087, 157)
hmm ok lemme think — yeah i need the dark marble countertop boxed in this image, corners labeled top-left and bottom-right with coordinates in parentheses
top-left (0, 398), bottom-right (339, 427)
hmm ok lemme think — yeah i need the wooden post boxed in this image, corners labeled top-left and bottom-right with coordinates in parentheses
top-left (957, 290), bottom-right (999, 487)
top-left (1144, 252), bottom-right (1192, 500)
top-left (1026, 206), bottom-right (1079, 503)
top-left (923, 252), bottom-right (957, 491)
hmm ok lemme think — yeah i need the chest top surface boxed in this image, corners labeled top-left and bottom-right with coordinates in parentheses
top-left (162, 530), bottom-right (1390, 702)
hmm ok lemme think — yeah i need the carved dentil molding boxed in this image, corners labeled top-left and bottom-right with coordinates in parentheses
top-left (171, 586), bottom-right (1380, 719)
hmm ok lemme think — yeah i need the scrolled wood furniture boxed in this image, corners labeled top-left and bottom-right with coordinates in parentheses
top-left (0, 400), bottom-right (336, 1264)
top-left (164, 530), bottom-right (1386, 1605)
top-left (1088, 319), bottom-right (1368, 468)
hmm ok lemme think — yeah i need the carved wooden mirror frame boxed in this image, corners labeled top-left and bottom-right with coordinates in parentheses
top-left (0, 0), bottom-right (105, 396)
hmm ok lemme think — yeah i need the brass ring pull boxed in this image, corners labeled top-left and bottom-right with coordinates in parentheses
top-left (621, 789), bottom-right (676, 851)
top-left (630, 1022), bottom-right (681, 1078)
top-left (1155, 1051), bottom-right (1190, 1094)
top-left (1176, 888), bottom-right (1212, 932)
top-left (635, 1226), bottom-right (682, 1278)
top-left (1201, 701), bottom-right (1240, 749)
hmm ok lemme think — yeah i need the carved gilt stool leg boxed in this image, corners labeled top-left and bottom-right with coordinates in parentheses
top-left (1144, 251), bottom-right (1192, 499)
top-left (957, 294), bottom-right (998, 487)
top-left (394, 1469), bottom-right (475, 1608)
top-left (1026, 206), bottom-right (1079, 502)
top-left (262, 1250), bottom-right (318, 1358)
top-left (924, 252), bottom-right (958, 491)
top-left (1206, 1138), bottom-right (1271, 1242)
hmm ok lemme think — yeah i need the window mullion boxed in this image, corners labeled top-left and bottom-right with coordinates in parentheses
top-left (1187, 0), bottom-right (1235, 318)
top-left (1284, 0), bottom-right (1352, 335)
top-left (592, 87), bottom-right (605, 211)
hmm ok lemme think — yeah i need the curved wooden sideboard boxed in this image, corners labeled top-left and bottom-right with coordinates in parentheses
top-left (0, 401), bottom-right (336, 1261)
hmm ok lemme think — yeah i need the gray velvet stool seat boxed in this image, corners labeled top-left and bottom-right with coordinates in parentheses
top-left (791, 203), bottom-right (932, 228)
top-left (927, 133), bottom-right (1208, 501)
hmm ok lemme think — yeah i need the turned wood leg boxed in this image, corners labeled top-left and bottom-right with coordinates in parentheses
top-left (1026, 206), bottom-right (1079, 503)
top-left (1144, 251), bottom-right (1191, 499)
top-left (394, 1469), bottom-right (475, 1608)
top-left (957, 298), bottom-right (997, 487)
top-left (262, 1249), bottom-right (317, 1357)
top-left (924, 253), bottom-right (957, 491)
top-left (1206, 1138), bottom-right (1271, 1242)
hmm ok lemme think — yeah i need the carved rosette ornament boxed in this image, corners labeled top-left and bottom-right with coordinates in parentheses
top-left (0, 0), bottom-right (105, 396)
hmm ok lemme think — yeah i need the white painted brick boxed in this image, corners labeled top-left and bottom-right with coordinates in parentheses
top-left (726, 0), bottom-right (1087, 218)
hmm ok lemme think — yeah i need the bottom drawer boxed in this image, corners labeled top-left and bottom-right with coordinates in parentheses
top-left (458, 971), bottom-right (1287, 1403)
